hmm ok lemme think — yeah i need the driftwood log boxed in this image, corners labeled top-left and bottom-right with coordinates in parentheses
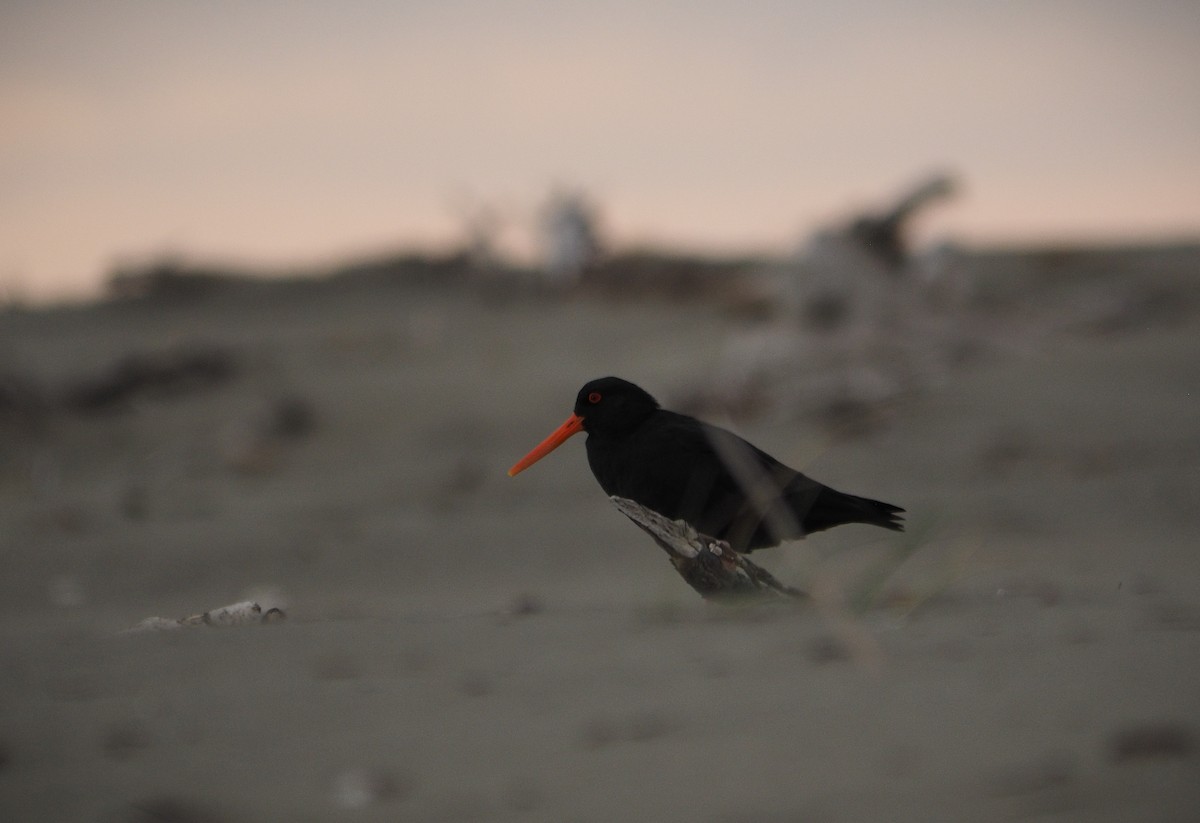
top-left (611, 496), bottom-right (804, 602)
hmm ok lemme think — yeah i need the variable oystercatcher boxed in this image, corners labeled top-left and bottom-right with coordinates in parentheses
top-left (508, 377), bottom-right (904, 552)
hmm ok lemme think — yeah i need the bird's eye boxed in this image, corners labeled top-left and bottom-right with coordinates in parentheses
top-left (588, 392), bottom-right (602, 404)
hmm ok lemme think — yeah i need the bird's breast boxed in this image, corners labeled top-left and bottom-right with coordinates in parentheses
top-left (584, 427), bottom-right (721, 526)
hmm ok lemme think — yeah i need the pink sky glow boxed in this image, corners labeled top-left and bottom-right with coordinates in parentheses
top-left (2, 1), bottom-right (1199, 300)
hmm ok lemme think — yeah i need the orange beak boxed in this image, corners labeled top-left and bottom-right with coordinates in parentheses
top-left (507, 413), bottom-right (585, 477)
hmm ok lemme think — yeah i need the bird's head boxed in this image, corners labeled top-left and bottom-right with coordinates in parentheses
top-left (508, 376), bottom-right (658, 476)
top-left (571, 377), bottom-right (659, 437)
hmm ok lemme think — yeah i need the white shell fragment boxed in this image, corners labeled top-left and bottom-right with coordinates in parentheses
top-left (123, 600), bottom-right (286, 633)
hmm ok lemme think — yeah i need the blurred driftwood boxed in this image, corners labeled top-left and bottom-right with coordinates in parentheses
top-left (611, 496), bottom-right (804, 602)
top-left (848, 172), bottom-right (958, 269)
top-left (62, 345), bottom-right (237, 413)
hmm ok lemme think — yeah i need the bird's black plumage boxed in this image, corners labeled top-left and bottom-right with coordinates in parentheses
top-left (510, 376), bottom-right (904, 553)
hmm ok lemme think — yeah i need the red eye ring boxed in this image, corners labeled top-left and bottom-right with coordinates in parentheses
top-left (588, 391), bottom-right (602, 404)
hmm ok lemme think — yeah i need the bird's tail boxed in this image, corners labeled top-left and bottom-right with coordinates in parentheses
top-left (797, 485), bottom-right (905, 535)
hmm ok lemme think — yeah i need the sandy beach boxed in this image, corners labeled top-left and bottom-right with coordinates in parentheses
top-left (1, 245), bottom-right (1198, 822)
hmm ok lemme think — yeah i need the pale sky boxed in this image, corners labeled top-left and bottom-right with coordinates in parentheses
top-left (3, 1), bottom-right (1199, 300)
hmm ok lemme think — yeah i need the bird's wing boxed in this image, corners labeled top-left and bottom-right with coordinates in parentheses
top-left (680, 418), bottom-right (813, 546)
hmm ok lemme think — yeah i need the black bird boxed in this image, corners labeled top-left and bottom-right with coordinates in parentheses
top-left (508, 377), bottom-right (903, 552)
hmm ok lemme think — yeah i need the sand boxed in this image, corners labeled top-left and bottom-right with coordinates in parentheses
top-left (1, 249), bottom-right (1198, 822)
